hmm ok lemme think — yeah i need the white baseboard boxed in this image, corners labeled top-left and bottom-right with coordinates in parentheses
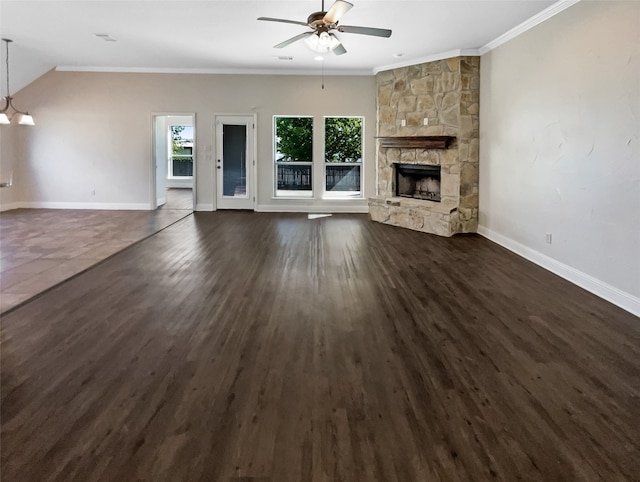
top-left (0, 202), bottom-right (23, 212)
top-left (478, 225), bottom-right (640, 318)
top-left (194, 203), bottom-right (367, 213)
top-left (256, 204), bottom-right (369, 214)
top-left (195, 203), bottom-right (214, 212)
top-left (20, 201), bottom-right (151, 210)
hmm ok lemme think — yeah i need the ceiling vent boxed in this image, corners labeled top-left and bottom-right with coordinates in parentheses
top-left (94, 34), bottom-right (117, 42)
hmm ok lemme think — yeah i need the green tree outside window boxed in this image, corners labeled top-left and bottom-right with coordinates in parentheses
top-left (275, 117), bottom-right (313, 162)
top-left (325, 117), bottom-right (362, 163)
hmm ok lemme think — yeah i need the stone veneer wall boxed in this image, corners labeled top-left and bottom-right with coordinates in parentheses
top-left (369, 56), bottom-right (480, 236)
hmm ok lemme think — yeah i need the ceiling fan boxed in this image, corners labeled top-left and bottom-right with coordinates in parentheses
top-left (258, 0), bottom-right (392, 56)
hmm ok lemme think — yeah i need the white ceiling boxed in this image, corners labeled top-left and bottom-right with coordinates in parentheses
top-left (1, 0), bottom-right (561, 94)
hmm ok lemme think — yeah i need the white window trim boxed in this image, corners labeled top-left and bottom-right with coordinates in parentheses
top-left (272, 115), bottom-right (365, 200)
top-left (273, 115), bottom-right (314, 198)
top-left (322, 116), bottom-right (364, 199)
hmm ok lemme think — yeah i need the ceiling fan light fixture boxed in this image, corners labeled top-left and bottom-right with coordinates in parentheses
top-left (305, 31), bottom-right (340, 53)
top-left (259, 1), bottom-right (391, 56)
top-left (304, 32), bottom-right (321, 52)
top-left (0, 113), bottom-right (9, 124)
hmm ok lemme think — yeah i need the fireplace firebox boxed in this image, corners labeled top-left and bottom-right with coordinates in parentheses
top-left (394, 163), bottom-right (441, 202)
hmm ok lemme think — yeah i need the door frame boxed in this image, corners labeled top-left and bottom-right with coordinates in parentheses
top-left (150, 112), bottom-right (196, 210)
top-left (214, 113), bottom-right (257, 210)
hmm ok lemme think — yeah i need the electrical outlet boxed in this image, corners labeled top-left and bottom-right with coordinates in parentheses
top-left (423, 118), bottom-right (429, 126)
top-left (545, 233), bottom-right (552, 244)
top-left (401, 119), bottom-right (406, 127)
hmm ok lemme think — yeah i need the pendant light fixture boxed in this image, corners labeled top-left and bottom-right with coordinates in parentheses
top-left (0, 39), bottom-right (34, 126)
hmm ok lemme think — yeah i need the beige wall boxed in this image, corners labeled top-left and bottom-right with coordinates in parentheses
top-left (1, 71), bottom-right (376, 211)
top-left (479, 1), bottom-right (640, 310)
top-left (0, 123), bottom-right (25, 208)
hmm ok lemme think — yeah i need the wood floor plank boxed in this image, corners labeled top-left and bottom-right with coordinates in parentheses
top-left (1, 212), bottom-right (638, 481)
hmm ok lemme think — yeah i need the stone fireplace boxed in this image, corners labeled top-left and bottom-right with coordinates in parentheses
top-left (368, 56), bottom-right (480, 237)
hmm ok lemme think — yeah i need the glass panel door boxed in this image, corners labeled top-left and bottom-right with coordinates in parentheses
top-left (216, 115), bottom-right (255, 210)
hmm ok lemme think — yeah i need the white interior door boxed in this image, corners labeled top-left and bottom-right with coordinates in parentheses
top-left (153, 116), bottom-right (168, 207)
top-left (216, 115), bottom-right (255, 210)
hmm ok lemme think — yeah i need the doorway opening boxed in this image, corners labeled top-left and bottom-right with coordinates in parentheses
top-left (152, 114), bottom-right (195, 210)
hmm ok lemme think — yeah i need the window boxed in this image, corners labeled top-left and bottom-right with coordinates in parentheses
top-left (274, 116), bottom-right (313, 197)
top-left (272, 115), bottom-right (364, 199)
top-left (169, 125), bottom-right (193, 178)
top-left (324, 117), bottom-right (363, 198)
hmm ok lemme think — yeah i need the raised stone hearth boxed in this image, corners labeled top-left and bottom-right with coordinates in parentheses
top-left (369, 196), bottom-right (459, 237)
top-left (369, 56), bottom-right (480, 237)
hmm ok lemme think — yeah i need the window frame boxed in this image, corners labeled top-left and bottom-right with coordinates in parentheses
top-left (273, 115), bottom-right (314, 199)
top-left (322, 116), bottom-right (364, 199)
top-left (168, 124), bottom-right (194, 180)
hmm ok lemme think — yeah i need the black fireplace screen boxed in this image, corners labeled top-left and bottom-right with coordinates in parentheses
top-left (394, 163), bottom-right (441, 202)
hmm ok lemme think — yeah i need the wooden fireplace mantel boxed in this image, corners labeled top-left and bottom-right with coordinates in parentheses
top-left (376, 136), bottom-right (455, 149)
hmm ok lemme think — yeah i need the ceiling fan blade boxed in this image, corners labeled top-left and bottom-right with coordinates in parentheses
top-left (258, 17), bottom-right (309, 27)
top-left (338, 25), bottom-right (392, 38)
top-left (333, 43), bottom-right (347, 56)
top-left (274, 31), bottom-right (313, 49)
top-left (323, 0), bottom-right (353, 24)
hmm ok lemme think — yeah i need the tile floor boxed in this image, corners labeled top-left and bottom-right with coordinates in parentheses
top-left (0, 189), bottom-right (193, 313)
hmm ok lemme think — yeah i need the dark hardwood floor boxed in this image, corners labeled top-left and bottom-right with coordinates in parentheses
top-left (1, 212), bottom-right (638, 481)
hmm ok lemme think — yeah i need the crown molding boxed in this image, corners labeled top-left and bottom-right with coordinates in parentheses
top-left (54, 65), bottom-right (375, 77)
top-left (479, 0), bottom-right (581, 54)
top-left (373, 49), bottom-right (480, 74)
